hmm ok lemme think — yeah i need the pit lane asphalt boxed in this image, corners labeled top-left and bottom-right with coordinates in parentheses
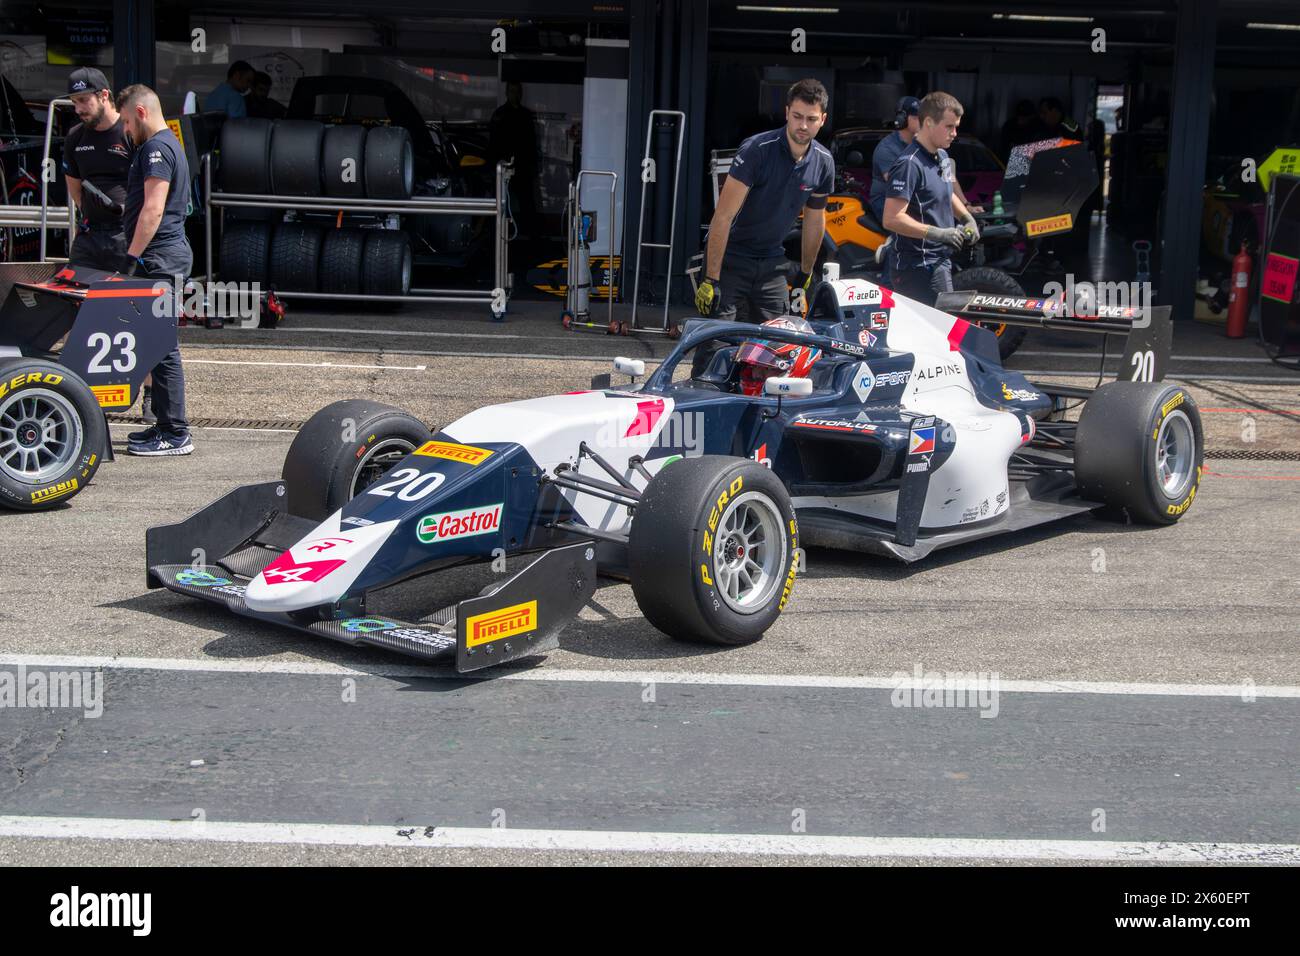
top-left (1, 302), bottom-right (1297, 865)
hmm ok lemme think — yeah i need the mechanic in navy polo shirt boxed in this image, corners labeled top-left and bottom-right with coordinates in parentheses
top-left (116, 84), bottom-right (195, 458)
top-left (882, 91), bottom-right (981, 307)
top-left (696, 79), bottom-right (835, 323)
top-left (869, 96), bottom-right (920, 224)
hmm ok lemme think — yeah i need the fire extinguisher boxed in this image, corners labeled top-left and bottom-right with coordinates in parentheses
top-left (1226, 241), bottom-right (1252, 338)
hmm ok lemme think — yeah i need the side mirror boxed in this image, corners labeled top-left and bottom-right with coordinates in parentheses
top-left (764, 376), bottom-right (813, 397)
top-left (613, 356), bottom-right (645, 380)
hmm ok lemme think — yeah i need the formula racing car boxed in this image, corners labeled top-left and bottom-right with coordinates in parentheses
top-left (147, 270), bottom-right (1201, 671)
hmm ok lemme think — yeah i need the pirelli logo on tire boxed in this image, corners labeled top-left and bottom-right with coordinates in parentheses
top-left (31, 477), bottom-right (78, 504)
top-left (0, 371), bottom-right (63, 400)
top-left (1160, 392), bottom-right (1185, 418)
top-left (1025, 213), bottom-right (1073, 237)
top-left (465, 600), bottom-right (537, 647)
top-left (413, 440), bottom-right (495, 466)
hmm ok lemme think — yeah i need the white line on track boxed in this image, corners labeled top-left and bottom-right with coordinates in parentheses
top-left (1015, 350), bottom-right (1278, 364)
top-left (2, 654), bottom-right (1296, 698)
top-left (1, 815), bottom-right (1295, 862)
top-left (185, 359), bottom-right (427, 371)
top-left (276, 326), bottom-right (532, 341)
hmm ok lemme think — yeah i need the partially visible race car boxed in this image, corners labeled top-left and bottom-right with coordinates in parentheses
top-left (147, 268), bottom-right (1199, 672)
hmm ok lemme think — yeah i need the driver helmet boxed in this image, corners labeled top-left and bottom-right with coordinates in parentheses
top-left (735, 317), bottom-right (822, 396)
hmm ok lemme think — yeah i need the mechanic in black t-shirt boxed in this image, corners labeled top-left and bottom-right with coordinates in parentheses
top-left (882, 91), bottom-right (981, 307)
top-left (117, 84), bottom-right (195, 458)
top-left (62, 68), bottom-right (133, 271)
top-left (696, 79), bottom-right (835, 323)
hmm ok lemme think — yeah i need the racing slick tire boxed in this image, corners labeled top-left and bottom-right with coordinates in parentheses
top-left (282, 399), bottom-right (432, 520)
top-left (219, 219), bottom-right (273, 284)
top-left (1075, 382), bottom-right (1204, 525)
top-left (269, 222), bottom-right (325, 292)
top-left (0, 360), bottom-right (105, 511)
top-left (320, 228), bottom-right (366, 295)
top-left (364, 126), bottom-right (414, 200)
top-left (320, 124), bottom-right (367, 199)
top-left (269, 119), bottom-right (325, 196)
top-left (629, 456), bottom-right (799, 646)
top-left (361, 230), bottom-right (412, 296)
top-left (952, 266), bottom-right (1029, 360)
top-left (219, 118), bottom-right (274, 195)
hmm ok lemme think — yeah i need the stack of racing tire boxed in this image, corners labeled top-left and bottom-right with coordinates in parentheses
top-left (217, 118), bottom-right (414, 297)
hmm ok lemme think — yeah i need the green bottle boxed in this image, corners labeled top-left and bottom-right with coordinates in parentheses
top-left (993, 190), bottom-right (1004, 215)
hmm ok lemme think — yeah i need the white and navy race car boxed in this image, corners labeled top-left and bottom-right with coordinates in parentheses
top-left (147, 274), bottom-right (1201, 670)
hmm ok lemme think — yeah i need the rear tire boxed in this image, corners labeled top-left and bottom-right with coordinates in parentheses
top-left (1075, 382), bottom-right (1204, 525)
top-left (320, 228), bottom-right (366, 295)
top-left (952, 266), bottom-right (1029, 360)
top-left (0, 360), bottom-right (104, 511)
top-left (630, 456), bottom-right (799, 645)
top-left (282, 399), bottom-right (432, 520)
top-left (364, 126), bottom-right (414, 199)
top-left (269, 119), bottom-right (325, 196)
top-left (269, 223), bottom-right (325, 292)
top-left (219, 220), bottom-right (273, 284)
top-left (361, 230), bottom-right (412, 296)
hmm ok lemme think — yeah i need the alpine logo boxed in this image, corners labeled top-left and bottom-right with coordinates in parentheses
top-left (416, 503), bottom-right (503, 543)
top-left (260, 551), bottom-right (346, 585)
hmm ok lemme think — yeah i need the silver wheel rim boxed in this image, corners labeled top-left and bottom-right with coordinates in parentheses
top-left (1156, 408), bottom-right (1195, 498)
top-left (0, 387), bottom-right (83, 484)
top-left (351, 437), bottom-right (417, 498)
top-left (712, 490), bottom-right (786, 615)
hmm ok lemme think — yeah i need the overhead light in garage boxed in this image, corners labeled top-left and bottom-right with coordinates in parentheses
top-left (1246, 22), bottom-right (1300, 31)
top-left (736, 5), bottom-right (841, 12)
top-left (991, 13), bottom-right (1094, 22)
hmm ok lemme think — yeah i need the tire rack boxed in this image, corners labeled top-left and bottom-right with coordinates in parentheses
top-left (202, 154), bottom-right (514, 314)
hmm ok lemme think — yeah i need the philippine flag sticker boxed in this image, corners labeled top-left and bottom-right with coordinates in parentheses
top-left (909, 426), bottom-right (936, 455)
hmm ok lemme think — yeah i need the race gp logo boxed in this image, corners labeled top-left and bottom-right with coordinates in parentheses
top-left (341, 618), bottom-right (398, 634)
top-left (416, 503), bottom-right (502, 543)
top-left (465, 600), bottom-right (538, 647)
top-left (414, 440), bottom-right (495, 466)
top-left (176, 569), bottom-right (231, 588)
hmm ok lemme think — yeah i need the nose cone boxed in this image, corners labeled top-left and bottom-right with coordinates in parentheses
top-left (244, 515), bottom-right (399, 613)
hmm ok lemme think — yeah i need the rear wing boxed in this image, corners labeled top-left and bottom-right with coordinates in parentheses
top-left (935, 290), bottom-right (1173, 383)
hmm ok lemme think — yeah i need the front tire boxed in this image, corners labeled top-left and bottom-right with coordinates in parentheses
top-left (1075, 382), bottom-right (1204, 525)
top-left (0, 360), bottom-right (104, 511)
top-left (282, 399), bottom-right (432, 520)
top-left (629, 456), bottom-right (799, 645)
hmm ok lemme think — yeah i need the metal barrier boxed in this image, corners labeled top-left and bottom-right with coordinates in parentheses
top-left (202, 154), bottom-right (513, 313)
top-left (36, 97), bottom-right (77, 262)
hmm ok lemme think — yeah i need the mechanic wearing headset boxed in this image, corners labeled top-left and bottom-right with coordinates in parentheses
top-left (882, 91), bottom-right (980, 307)
top-left (869, 96), bottom-right (920, 224)
top-left (695, 79), bottom-right (834, 323)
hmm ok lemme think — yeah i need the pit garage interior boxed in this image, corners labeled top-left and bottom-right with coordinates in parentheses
top-left (2, 1), bottom-right (1299, 870)
top-left (1, 0), bottom-right (1298, 335)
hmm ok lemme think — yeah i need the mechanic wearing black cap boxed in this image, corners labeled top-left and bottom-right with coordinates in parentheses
top-left (882, 91), bottom-right (980, 307)
top-left (62, 68), bottom-right (132, 272)
top-left (117, 84), bottom-right (195, 457)
top-left (696, 79), bottom-right (834, 323)
top-left (869, 96), bottom-right (920, 224)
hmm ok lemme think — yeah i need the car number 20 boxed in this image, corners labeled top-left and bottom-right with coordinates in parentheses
top-left (367, 467), bottom-right (445, 501)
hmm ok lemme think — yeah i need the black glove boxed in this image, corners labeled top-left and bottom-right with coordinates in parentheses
top-left (927, 226), bottom-right (966, 251)
top-left (695, 276), bottom-right (720, 317)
